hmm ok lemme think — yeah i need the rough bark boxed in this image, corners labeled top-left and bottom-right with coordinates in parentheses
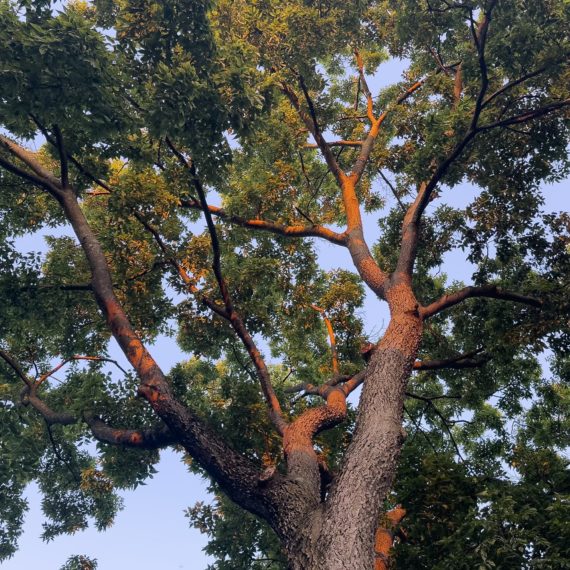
top-left (274, 282), bottom-right (422, 569)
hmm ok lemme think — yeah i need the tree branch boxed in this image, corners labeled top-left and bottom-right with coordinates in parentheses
top-left (0, 135), bottom-right (63, 194)
top-left (477, 99), bottom-right (570, 131)
top-left (468, 0), bottom-right (497, 132)
top-left (167, 139), bottom-right (287, 434)
top-left (379, 170), bottom-right (405, 212)
top-left (413, 348), bottom-right (489, 370)
top-left (29, 114), bottom-right (112, 193)
top-left (84, 414), bottom-right (177, 449)
top-left (35, 355), bottom-right (129, 387)
top-left (354, 48), bottom-right (376, 123)
top-left (134, 212), bottom-right (229, 320)
top-left (280, 81), bottom-right (346, 187)
top-left (407, 394), bottom-right (464, 461)
top-left (311, 305), bottom-right (339, 374)
top-left (420, 284), bottom-right (543, 319)
top-left (481, 66), bottom-right (548, 109)
top-left (374, 505), bottom-right (406, 570)
top-left (0, 349), bottom-right (33, 388)
top-left (0, 137), bottom-right (274, 519)
top-left (349, 78), bottom-right (424, 186)
top-left (304, 140), bottom-right (363, 148)
top-left (179, 199), bottom-right (347, 246)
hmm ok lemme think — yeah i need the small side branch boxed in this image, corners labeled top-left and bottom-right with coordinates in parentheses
top-left (134, 212), bottom-right (229, 320)
top-left (406, 393), bottom-right (464, 460)
top-left (420, 285), bottom-right (542, 319)
top-left (311, 304), bottom-right (339, 374)
top-left (414, 348), bottom-right (489, 370)
top-left (354, 48), bottom-right (376, 123)
top-left (179, 199), bottom-right (347, 246)
top-left (84, 414), bottom-right (177, 449)
top-left (36, 355), bottom-right (129, 387)
top-left (167, 139), bottom-right (287, 434)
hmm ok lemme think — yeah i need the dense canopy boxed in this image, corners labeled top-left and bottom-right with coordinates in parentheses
top-left (0, 0), bottom-right (569, 568)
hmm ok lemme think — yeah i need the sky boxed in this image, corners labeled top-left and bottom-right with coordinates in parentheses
top-left (2, 50), bottom-right (569, 570)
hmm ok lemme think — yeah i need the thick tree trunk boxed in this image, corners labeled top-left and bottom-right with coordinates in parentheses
top-left (281, 287), bottom-right (422, 569)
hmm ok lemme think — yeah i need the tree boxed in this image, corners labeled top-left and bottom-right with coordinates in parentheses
top-left (0, 0), bottom-right (569, 568)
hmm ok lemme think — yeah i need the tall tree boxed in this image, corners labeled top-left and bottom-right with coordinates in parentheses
top-left (1, 0), bottom-right (569, 568)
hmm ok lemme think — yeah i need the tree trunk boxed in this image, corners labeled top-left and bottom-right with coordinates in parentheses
top-left (281, 299), bottom-right (422, 570)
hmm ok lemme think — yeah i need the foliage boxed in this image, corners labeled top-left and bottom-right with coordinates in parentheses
top-left (0, 0), bottom-right (568, 568)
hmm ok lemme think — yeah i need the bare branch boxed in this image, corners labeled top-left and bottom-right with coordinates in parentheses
top-left (84, 414), bottom-right (177, 449)
top-left (29, 114), bottom-right (112, 193)
top-left (134, 212), bottom-right (229, 319)
top-left (180, 198), bottom-right (347, 246)
top-left (36, 355), bottom-right (129, 387)
top-left (477, 99), bottom-right (570, 131)
top-left (311, 305), bottom-right (339, 374)
top-left (354, 48), bottom-right (376, 123)
top-left (413, 348), bottom-right (489, 370)
top-left (167, 139), bottom-right (287, 434)
top-left (420, 284), bottom-right (543, 319)
top-left (481, 67), bottom-right (548, 109)
top-left (379, 170), bottom-right (405, 212)
top-left (304, 140), bottom-right (363, 148)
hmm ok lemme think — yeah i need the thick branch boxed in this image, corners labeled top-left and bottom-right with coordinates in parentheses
top-left (0, 138), bottom-right (273, 518)
top-left (393, 181), bottom-right (429, 281)
top-left (349, 78), bottom-right (424, 186)
top-left (84, 414), bottom-right (177, 449)
top-left (0, 135), bottom-right (63, 194)
top-left (420, 284), bottom-right (543, 319)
